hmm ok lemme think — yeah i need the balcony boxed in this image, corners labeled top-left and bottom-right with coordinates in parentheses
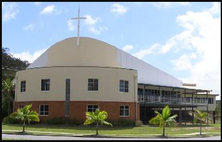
top-left (138, 95), bottom-right (208, 105)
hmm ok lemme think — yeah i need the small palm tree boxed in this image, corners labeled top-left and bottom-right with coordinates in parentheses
top-left (2, 78), bottom-right (15, 115)
top-left (11, 104), bottom-right (40, 133)
top-left (84, 109), bottom-right (112, 136)
top-left (189, 109), bottom-right (210, 135)
top-left (149, 105), bottom-right (177, 137)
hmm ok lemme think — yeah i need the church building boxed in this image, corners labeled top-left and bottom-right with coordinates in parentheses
top-left (14, 9), bottom-right (217, 124)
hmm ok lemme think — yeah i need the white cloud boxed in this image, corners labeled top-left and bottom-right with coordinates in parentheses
top-left (2, 2), bottom-right (19, 22)
top-left (83, 14), bottom-right (107, 35)
top-left (23, 24), bottom-right (35, 31)
top-left (132, 30), bottom-right (193, 58)
top-left (11, 48), bottom-right (47, 63)
top-left (40, 5), bottom-right (55, 15)
top-left (152, 2), bottom-right (190, 8)
top-left (131, 2), bottom-right (220, 99)
top-left (34, 2), bottom-right (42, 6)
top-left (67, 19), bottom-right (75, 31)
top-left (111, 3), bottom-right (128, 15)
top-left (88, 26), bottom-right (107, 35)
top-left (171, 53), bottom-right (197, 71)
top-left (170, 3), bottom-right (220, 98)
top-left (122, 45), bottom-right (134, 52)
top-left (209, 2), bottom-right (220, 15)
top-left (133, 43), bottom-right (160, 59)
top-left (158, 36), bottom-right (177, 54)
top-left (85, 14), bottom-right (100, 26)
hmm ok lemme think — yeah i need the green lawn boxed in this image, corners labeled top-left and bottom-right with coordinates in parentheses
top-left (2, 123), bottom-right (221, 138)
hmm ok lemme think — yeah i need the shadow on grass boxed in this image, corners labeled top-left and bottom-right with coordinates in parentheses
top-left (3, 123), bottom-right (135, 130)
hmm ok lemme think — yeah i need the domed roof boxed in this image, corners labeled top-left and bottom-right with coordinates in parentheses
top-left (28, 37), bottom-right (121, 68)
top-left (28, 37), bottom-right (182, 87)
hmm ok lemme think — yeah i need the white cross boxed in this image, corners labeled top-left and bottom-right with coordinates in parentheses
top-left (71, 8), bottom-right (87, 46)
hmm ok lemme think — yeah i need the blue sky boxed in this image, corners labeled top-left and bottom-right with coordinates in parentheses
top-left (2, 2), bottom-right (221, 99)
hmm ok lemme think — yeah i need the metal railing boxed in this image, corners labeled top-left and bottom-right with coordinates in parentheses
top-left (138, 95), bottom-right (208, 105)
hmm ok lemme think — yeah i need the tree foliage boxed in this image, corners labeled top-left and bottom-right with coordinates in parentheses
top-left (2, 78), bottom-right (15, 115)
top-left (215, 100), bottom-right (221, 120)
top-left (189, 109), bottom-right (210, 135)
top-left (84, 109), bottom-right (112, 135)
top-left (2, 47), bottom-right (30, 80)
top-left (149, 105), bottom-right (178, 137)
top-left (11, 104), bottom-right (40, 133)
top-left (2, 47), bottom-right (30, 119)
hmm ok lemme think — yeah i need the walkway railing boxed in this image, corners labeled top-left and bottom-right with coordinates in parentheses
top-left (138, 95), bottom-right (208, 105)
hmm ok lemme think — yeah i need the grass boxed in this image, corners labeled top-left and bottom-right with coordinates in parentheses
top-left (2, 123), bottom-right (221, 138)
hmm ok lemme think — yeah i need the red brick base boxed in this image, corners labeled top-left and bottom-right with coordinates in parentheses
top-left (14, 101), bottom-right (140, 122)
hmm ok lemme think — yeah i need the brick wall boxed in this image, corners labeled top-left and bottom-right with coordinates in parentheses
top-left (14, 101), bottom-right (140, 122)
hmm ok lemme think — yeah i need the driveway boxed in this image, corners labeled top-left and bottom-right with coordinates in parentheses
top-left (2, 134), bottom-right (221, 140)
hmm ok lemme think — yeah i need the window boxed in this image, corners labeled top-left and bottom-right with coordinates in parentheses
top-left (208, 98), bottom-right (214, 104)
top-left (19, 105), bottom-right (24, 109)
top-left (41, 79), bottom-right (50, 91)
top-left (186, 97), bottom-right (190, 103)
top-left (21, 81), bottom-right (26, 92)
top-left (197, 98), bottom-right (200, 103)
top-left (119, 105), bottom-right (129, 117)
top-left (202, 98), bottom-right (206, 104)
top-left (87, 105), bottom-right (98, 112)
top-left (119, 80), bottom-right (129, 93)
top-left (65, 79), bottom-right (70, 116)
top-left (39, 105), bottom-right (49, 116)
top-left (88, 79), bottom-right (98, 91)
top-left (65, 79), bottom-right (70, 101)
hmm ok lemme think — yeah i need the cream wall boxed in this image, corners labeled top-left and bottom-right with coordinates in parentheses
top-left (15, 66), bottom-right (137, 103)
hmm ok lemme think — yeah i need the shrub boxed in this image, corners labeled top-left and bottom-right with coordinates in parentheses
top-left (45, 117), bottom-right (64, 125)
top-left (135, 120), bottom-right (143, 127)
top-left (3, 113), bottom-right (22, 124)
top-left (108, 119), bottom-right (135, 127)
top-left (63, 118), bottom-right (83, 126)
top-left (44, 117), bottom-right (83, 126)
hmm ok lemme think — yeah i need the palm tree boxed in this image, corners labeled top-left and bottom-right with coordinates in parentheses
top-left (149, 105), bottom-right (178, 137)
top-left (2, 78), bottom-right (15, 115)
top-left (189, 109), bottom-right (210, 135)
top-left (11, 104), bottom-right (40, 133)
top-left (84, 109), bottom-right (112, 136)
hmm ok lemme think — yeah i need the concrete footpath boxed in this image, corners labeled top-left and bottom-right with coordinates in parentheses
top-left (2, 134), bottom-right (221, 140)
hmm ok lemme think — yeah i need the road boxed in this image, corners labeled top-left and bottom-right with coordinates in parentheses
top-left (2, 134), bottom-right (221, 140)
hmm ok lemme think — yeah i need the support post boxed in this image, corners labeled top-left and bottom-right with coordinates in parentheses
top-left (179, 107), bottom-right (182, 125)
top-left (192, 106), bottom-right (194, 125)
top-left (143, 85), bottom-right (145, 124)
top-left (213, 111), bottom-right (216, 124)
top-left (185, 89), bottom-right (186, 126)
top-left (206, 91), bottom-right (209, 125)
top-left (192, 92), bottom-right (194, 125)
top-left (159, 86), bottom-right (161, 102)
top-left (172, 88), bottom-right (174, 115)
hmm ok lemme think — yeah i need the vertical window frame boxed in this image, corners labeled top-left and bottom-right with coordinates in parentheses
top-left (88, 79), bottom-right (99, 91)
top-left (20, 81), bottom-right (26, 92)
top-left (41, 79), bottom-right (50, 91)
top-left (39, 105), bottom-right (49, 116)
top-left (119, 80), bottom-right (129, 93)
top-left (87, 104), bottom-right (99, 112)
top-left (119, 105), bottom-right (130, 117)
